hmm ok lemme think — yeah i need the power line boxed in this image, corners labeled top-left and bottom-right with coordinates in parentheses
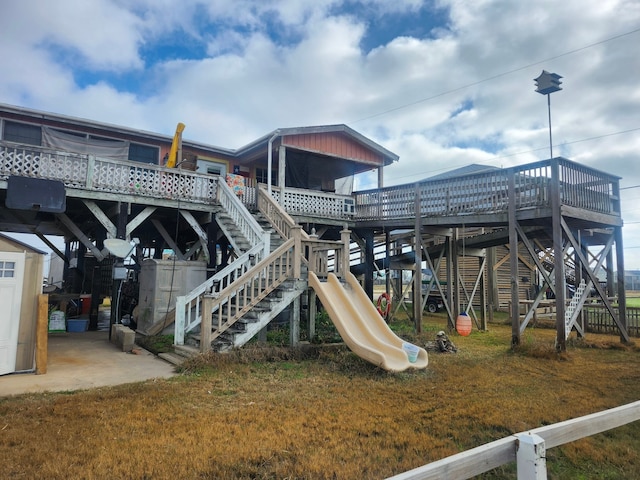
top-left (350, 26), bottom-right (640, 124)
top-left (387, 126), bottom-right (640, 183)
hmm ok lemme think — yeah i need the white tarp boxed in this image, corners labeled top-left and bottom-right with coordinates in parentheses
top-left (42, 126), bottom-right (130, 161)
top-left (335, 175), bottom-right (354, 195)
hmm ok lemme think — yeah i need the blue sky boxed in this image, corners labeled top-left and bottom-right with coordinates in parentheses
top-left (1, 0), bottom-right (640, 267)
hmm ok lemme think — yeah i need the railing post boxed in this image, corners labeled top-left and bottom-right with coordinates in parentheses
top-left (516, 432), bottom-right (547, 480)
top-left (340, 225), bottom-right (351, 279)
top-left (174, 295), bottom-right (186, 345)
top-left (215, 177), bottom-right (222, 203)
top-left (308, 228), bottom-right (318, 275)
top-left (262, 230), bottom-right (271, 260)
top-left (86, 155), bottom-right (95, 189)
top-left (291, 225), bottom-right (302, 279)
top-left (200, 296), bottom-right (213, 353)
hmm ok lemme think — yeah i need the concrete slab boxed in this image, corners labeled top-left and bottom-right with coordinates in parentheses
top-left (0, 330), bottom-right (178, 397)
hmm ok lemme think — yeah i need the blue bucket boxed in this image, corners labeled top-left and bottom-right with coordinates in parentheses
top-left (67, 319), bottom-right (89, 332)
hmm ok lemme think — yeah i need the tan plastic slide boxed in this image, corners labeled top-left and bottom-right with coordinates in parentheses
top-left (308, 271), bottom-right (428, 372)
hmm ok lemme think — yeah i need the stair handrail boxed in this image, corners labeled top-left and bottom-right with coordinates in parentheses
top-left (565, 279), bottom-right (589, 339)
top-left (199, 236), bottom-right (299, 350)
top-left (178, 187), bottom-right (351, 351)
top-left (174, 242), bottom-right (265, 345)
top-left (175, 181), bottom-right (273, 345)
top-left (217, 177), bottom-right (270, 256)
top-left (258, 184), bottom-right (351, 278)
top-left (257, 185), bottom-right (310, 241)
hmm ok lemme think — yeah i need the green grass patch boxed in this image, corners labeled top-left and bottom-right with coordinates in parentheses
top-left (136, 334), bottom-right (174, 354)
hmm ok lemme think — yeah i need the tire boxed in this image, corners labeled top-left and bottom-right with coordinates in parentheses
top-left (426, 300), bottom-right (438, 314)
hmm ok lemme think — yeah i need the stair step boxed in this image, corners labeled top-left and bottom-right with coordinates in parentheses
top-left (158, 352), bottom-right (187, 366)
top-left (174, 344), bottom-right (200, 358)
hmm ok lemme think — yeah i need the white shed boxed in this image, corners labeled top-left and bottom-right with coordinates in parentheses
top-left (0, 233), bottom-right (45, 375)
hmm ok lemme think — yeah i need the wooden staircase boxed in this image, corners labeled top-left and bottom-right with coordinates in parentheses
top-left (173, 184), bottom-right (349, 357)
top-left (173, 190), bottom-right (308, 355)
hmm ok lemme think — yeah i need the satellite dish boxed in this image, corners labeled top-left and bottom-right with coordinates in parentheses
top-left (104, 238), bottom-right (135, 258)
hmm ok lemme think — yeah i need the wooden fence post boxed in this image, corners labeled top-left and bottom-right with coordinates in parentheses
top-left (516, 432), bottom-right (547, 479)
top-left (36, 294), bottom-right (49, 375)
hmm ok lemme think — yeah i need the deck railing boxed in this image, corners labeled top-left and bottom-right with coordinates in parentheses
top-left (1, 143), bottom-right (620, 224)
top-left (271, 185), bottom-right (356, 219)
top-left (258, 185), bottom-right (351, 278)
top-left (0, 141), bottom-right (218, 204)
top-left (257, 185), bottom-right (310, 240)
top-left (586, 305), bottom-right (640, 337)
top-left (354, 158), bottom-right (620, 222)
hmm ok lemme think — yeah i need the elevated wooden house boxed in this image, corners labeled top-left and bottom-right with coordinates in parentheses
top-left (0, 103), bottom-right (629, 373)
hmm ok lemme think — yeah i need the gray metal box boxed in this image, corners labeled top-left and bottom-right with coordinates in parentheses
top-left (137, 259), bottom-right (207, 334)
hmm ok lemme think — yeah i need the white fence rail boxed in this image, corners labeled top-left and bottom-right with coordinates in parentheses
top-left (387, 400), bottom-right (640, 479)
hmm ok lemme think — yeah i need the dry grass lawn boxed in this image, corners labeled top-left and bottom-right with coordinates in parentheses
top-left (1, 317), bottom-right (639, 479)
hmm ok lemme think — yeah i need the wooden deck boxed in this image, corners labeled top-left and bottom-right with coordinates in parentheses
top-left (0, 142), bottom-right (622, 235)
top-left (354, 158), bottom-right (621, 229)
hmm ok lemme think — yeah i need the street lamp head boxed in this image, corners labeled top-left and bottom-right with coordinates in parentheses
top-left (534, 70), bottom-right (563, 95)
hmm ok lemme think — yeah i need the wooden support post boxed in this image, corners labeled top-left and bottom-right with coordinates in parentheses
top-left (340, 226), bottom-right (351, 279)
top-left (290, 296), bottom-right (300, 347)
top-left (308, 289), bottom-right (317, 342)
top-left (550, 159), bottom-right (567, 351)
top-left (385, 230), bottom-right (391, 297)
top-left (452, 229), bottom-right (460, 320)
top-left (110, 202), bottom-right (128, 340)
top-left (446, 234), bottom-right (455, 330)
top-left (614, 225), bottom-right (627, 342)
top-left (577, 237), bottom-right (587, 338)
top-left (89, 228), bottom-right (105, 331)
top-left (487, 246), bottom-right (498, 316)
top-left (508, 173), bottom-right (520, 346)
top-left (364, 229), bottom-right (374, 300)
top-left (200, 296), bottom-right (212, 353)
top-left (35, 294), bottom-right (49, 375)
top-left (291, 225), bottom-right (302, 279)
top-left (278, 146), bottom-right (286, 206)
top-left (606, 248), bottom-right (615, 297)
top-left (479, 256), bottom-right (488, 331)
top-left (413, 184), bottom-right (422, 333)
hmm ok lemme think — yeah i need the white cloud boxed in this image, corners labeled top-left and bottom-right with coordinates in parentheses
top-left (0, 0), bottom-right (144, 71)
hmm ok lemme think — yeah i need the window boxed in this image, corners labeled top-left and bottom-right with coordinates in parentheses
top-left (196, 158), bottom-right (227, 177)
top-left (3, 121), bottom-right (42, 145)
top-left (256, 167), bottom-right (277, 185)
top-left (129, 143), bottom-right (159, 163)
top-left (53, 128), bottom-right (85, 138)
top-left (89, 135), bottom-right (121, 142)
top-left (0, 261), bottom-right (15, 278)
